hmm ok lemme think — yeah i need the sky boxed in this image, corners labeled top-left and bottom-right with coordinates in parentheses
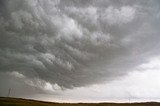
top-left (0, 0), bottom-right (160, 103)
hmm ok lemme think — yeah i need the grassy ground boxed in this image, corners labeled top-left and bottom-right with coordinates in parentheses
top-left (0, 97), bottom-right (159, 106)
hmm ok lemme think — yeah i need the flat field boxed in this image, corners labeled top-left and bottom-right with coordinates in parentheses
top-left (0, 97), bottom-right (159, 106)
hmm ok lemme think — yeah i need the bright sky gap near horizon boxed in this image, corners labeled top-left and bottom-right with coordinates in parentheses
top-left (0, 0), bottom-right (160, 103)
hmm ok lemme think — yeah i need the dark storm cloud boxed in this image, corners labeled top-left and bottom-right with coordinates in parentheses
top-left (0, 0), bottom-right (160, 96)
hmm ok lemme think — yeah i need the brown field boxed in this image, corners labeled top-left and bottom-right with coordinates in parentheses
top-left (0, 97), bottom-right (159, 106)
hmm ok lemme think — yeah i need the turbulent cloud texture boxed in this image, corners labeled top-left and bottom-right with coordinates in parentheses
top-left (0, 0), bottom-right (160, 97)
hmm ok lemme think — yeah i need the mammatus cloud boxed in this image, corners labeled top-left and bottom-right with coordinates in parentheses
top-left (0, 0), bottom-right (160, 97)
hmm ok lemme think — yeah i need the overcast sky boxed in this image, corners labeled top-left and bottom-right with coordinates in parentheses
top-left (0, 0), bottom-right (160, 103)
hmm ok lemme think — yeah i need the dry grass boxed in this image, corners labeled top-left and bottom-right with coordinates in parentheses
top-left (0, 97), bottom-right (159, 106)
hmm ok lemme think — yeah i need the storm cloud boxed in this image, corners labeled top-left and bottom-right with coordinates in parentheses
top-left (0, 0), bottom-right (160, 97)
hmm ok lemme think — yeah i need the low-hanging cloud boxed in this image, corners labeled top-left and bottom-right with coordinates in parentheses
top-left (0, 0), bottom-right (160, 96)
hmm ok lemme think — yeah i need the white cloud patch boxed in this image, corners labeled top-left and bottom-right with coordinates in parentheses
top-left (102, 6), bottom-right (136, 25)
top-left (53, 15), bottom-right (83, 41)
top-left (65, 6), bottom-right (98, 25)
top-left (10, 71), bottom-right (25, 79)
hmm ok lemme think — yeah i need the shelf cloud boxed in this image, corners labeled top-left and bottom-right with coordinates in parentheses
top-left (0, 0), bottom-right (160, 98)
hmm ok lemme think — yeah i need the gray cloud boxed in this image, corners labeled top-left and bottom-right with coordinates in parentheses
top-left (0, 0), bottom-right (160, 97)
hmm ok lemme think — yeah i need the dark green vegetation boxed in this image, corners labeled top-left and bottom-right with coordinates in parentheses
top-left (0, 97), bottom-right (159, 106)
